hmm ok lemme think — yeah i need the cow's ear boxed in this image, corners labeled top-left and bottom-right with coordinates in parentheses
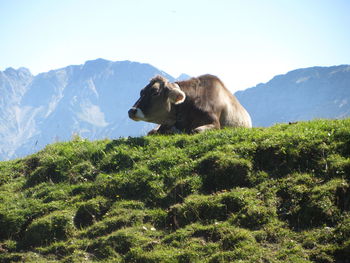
top-left (168, 83), bottom-right (186, 104)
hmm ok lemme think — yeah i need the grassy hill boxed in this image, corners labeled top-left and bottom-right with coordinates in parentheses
top-left (0, 119), bottom-right (349, 263)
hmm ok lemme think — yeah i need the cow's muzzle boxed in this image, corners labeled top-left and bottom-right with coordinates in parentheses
top-left (128, 107), bottom-right (137, 118)
top-left (128, 107), bottom-right (145, 121)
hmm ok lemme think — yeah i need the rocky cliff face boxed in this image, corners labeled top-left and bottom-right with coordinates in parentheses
top-left (0, 67), bottom-right (33, 159)
top-left (0, 59), bottom-right (175, 160)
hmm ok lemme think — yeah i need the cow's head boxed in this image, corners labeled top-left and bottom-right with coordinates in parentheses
top-left (128, 76), bottom-right (186, 125)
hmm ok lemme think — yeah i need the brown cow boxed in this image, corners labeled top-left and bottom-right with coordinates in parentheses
top-left (128, 74), bottom-right (252, 134)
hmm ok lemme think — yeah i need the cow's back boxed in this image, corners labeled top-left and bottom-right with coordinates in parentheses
top-left (177, 75), bottom-right (252, 128)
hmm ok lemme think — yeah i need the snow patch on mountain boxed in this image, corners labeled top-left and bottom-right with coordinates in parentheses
top-left (77, 101), bottom-right (108, 127)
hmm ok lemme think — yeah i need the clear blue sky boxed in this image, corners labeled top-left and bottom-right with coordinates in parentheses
top-left (1, 0), bottom-right (349, 91)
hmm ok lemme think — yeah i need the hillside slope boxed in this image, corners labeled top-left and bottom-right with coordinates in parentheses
top-left (235, 65), bottom-right (350, 127)
top-left (0, 119), bottom-right (350, 262)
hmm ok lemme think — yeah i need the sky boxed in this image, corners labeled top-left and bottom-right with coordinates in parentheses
top-left (1, 0), bottom-right (350, 92)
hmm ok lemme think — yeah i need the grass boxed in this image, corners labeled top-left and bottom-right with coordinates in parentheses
top-left (0, 119), bottom-right (349, 262)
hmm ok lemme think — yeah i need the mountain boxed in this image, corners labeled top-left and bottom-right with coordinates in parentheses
top-left (0, 59), bottom-right (174, 160)
top-left (175, 73), bottom-right (192, 81)
top-left (235, 65), bottom-right (350, 127)
top-left (0, 67), bottom-right (33, 159)
top-left (1, 62), bottom-right (350, 160)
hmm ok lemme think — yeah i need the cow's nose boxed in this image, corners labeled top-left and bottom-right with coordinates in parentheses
top-left (128, 107), bottom-right (137, 118)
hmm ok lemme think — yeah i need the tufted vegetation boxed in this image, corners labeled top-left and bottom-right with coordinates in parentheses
top-left (0, 119), bottom-right (349, 262)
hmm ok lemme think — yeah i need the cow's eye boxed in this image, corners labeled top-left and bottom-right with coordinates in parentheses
top-left (152, 91), bottom-right (160, 96)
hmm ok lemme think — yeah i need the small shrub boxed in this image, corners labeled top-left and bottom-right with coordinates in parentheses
top-left (24, 144), bottom-right (89, 187)
top-left (327, 154), bottom-right (350, 180)
top-left (334, 239), bottom-right (350, 263)
top-left (276, 239), bottom-right (310, 262)
top-left (254, 219), bottom-right (292, 244)
top-left (26, 162), bottom-right (68, 187)
top-left (89, 228), bottom-right (151, 258)
top-left (254, 137), bottom-right (329, 177)
top-left (98, 147), bottom-right (136, 173)
top-left (164, 176), bottom-right (202, 206)
top-left (23, 210), bottom-right (74, 248)
top-left (0, 239), bottom-right (17, 253)
top-left (168, 188), bottom-right (274, 230)
top-left (334, 215), bottom-right (350, 242)
top-left (0, 253), bottom-right (23, 263)
top-left (144, 208), bottom-right (168, 229)
top-left (221, 227), bottom-right (256, 250)
top-left (93, 167), bottom-right (165, 205)
top-left (111, 200), bottom-right (145, 210)
top-left (219, 188), bottom-right (256, 213)
top-left (197, 151), bottom-right (252, 192)
top-left (74, 196), bottom-right (110, 228)
top-left (37, 240), bottom-right (77, 258)
top-left (26, 183), bottom-right (71, 203)
top-left (168, 195), bottom-right (227, 228)
top-left (68, 161), bottom-right (98, 183)
top-left (0, 160), bottom-right (25, 186)
top-left (125, 247), bottom-right (179, 263)
top-left (61, 249), bottom-right (103, 263)
top-left (209, 242), bottom-right (263, 263)
top-left (24, 156), bottom-right (40, 174)
top-left (0, 197), bottom-right (49, 240)
top-left (148, 147), bottom-right (188, 174)
top-left (229, 203), bottom-right (274, 230)
top-left (277, 175), bottom-right (346, 229)
top-left (0, 210), bottom-right (27, 240)
top-left (222, 187), bottom-right (275, 229)
top-left (254, 144), bottom-right (290, 175)
top-left (82, 209), bottom-right (145, 238)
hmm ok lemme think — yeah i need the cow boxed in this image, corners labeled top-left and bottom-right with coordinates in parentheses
top-left (128, 74), bottom-right (252, 134)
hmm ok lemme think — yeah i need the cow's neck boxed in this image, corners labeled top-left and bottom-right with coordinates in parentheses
top-left (173, 103), bottom-right (188, 132)
top-left (166, 104), bottom-right (178, 126)
top-left (155, 105), bottom-right (177, 126)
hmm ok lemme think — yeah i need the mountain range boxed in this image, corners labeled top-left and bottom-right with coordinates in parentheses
top-left (0, 59), bottom-right (349, 160)
top-left (0, 59), bottom-right (179, 160)
top-left (235, 65), bottom-right (350, 127)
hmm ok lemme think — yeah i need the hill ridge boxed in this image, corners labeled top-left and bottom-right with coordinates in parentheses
top-left (0, 119), bottom-right (349, 262)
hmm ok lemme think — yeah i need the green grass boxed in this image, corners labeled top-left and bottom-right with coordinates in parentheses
top-left (0, 119), bottom-right (350, 262)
